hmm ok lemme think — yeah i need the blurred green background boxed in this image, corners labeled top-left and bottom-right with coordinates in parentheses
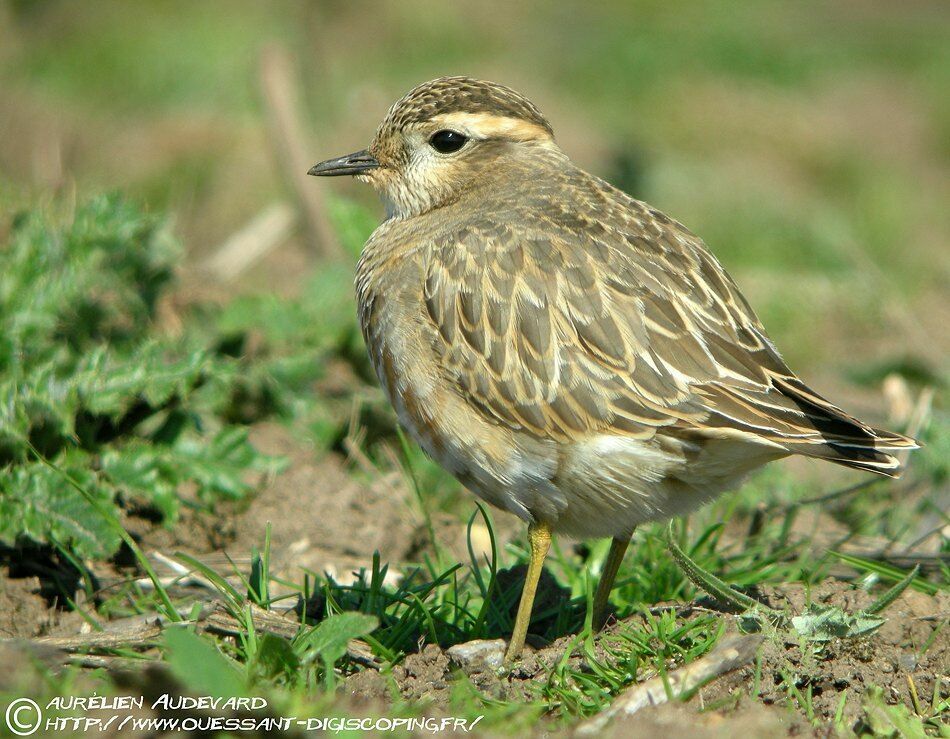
top-left (1, 0), bottom-right (947, 399)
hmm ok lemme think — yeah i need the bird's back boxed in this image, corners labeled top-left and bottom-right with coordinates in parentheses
top-left (367, 150), bottom-right (916, 482)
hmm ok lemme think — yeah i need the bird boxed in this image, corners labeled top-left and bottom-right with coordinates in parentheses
top-left (308, 76), bottom-right (917, 663)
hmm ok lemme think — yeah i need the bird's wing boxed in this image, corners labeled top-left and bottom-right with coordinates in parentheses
top-left (421, 185), bottom-right (914, 474)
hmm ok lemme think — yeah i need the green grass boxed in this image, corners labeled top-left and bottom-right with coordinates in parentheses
top-left (0, 198), bottom-right (287, 562)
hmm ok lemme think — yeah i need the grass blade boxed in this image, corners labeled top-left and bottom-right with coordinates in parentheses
top-left (865, 565), bottom-right (921, 615)
top-left (665, 522), bottom-right (776, 615)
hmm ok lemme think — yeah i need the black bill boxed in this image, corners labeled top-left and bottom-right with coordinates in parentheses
top-left (307, 149), bottom-right (379, 177)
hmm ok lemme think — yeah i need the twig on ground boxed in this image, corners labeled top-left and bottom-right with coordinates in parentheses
top-left (898, 386), bottom-right (934, 468)
top-left (203, 601), bottom-right (299, 640)
top-left (11, 599), bottom-right (380, 672)
top-left (204, 202), bottom-right (297, 281)
top-left (259, 44), bottom-right (343, 260)
top-left (905, 521), bottom-right (950, 554)
top-left (203, 601), bottom-right (381, 670)
top-left (67, 655), bottom-right (153, 671)
top-left (786, 478), bottom-right (881, 510)
top-left (132, 551), bottom-right (221, 593)
top-left (34, 616), bottom-right (164, 652)
top-left (576, 634), bottom-right (763, 735)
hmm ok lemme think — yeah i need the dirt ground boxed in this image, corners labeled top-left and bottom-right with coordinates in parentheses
top-left (350, 582), bottom-right (947, 736)
top-left (1, 418), bottom-right (946, 737)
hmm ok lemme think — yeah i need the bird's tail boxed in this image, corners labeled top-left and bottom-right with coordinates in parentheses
top-left (772, 376), bottom-right (918, 478)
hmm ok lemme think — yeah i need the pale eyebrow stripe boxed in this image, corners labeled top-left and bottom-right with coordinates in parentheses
top-left (430, 111), bottom-right (553, 141)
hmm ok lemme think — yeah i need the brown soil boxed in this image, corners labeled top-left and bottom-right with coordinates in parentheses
top-left (1, 419), bottom-right (946, 737)
top-left (345, 581), bottom-right (947, 736)
top-left (114, 421), bottom-right (522, 591)
top-left (0, 564), bottom-right (86, 640)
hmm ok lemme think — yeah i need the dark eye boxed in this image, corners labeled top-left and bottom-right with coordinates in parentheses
top-left (429, 130), bottom-right (468, 153)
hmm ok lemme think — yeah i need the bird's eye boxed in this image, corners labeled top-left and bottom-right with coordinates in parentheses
top-left (429, 130), bottom-right (468, 154)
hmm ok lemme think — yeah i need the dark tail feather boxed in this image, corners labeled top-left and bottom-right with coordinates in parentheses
top-left (773, 376), bottom-right (918, 478)
top-left (784, 432), bottom-right (914, 478)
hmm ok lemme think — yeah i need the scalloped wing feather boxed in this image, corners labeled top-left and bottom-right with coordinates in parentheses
top-left (419, 176), bottom-right (916, 477)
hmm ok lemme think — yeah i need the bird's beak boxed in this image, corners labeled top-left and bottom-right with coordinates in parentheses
top-left (307, 149), bottom-right (380, 177)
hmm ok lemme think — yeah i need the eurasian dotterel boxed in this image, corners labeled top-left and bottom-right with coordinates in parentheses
top-left (309, 76), bottom-right (916, 663)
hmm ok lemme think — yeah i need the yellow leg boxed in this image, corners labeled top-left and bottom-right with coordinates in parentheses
top-left (591, 534), bottom-right (632, 630)
top-left (504, 520), bottom-right (552, 663)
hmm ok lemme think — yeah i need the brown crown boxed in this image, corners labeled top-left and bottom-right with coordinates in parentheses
top-left (377, 76), bottom-right (553, 136)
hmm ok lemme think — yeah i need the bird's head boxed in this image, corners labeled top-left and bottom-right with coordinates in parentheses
top-left (309, 76), bottom-right (559, 219)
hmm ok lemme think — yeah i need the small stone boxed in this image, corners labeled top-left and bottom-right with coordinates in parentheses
top-left (898, 653), bottom-right (918, 671)
top-left (446, 639), bottom-right (507, 673)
